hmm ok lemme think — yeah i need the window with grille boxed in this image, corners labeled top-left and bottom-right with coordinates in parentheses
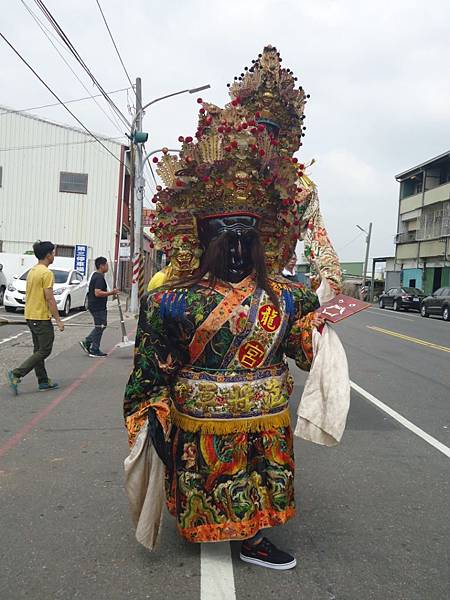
top-left (439, 161), bottom-right (450, 185)
top-left (400, 175), bottom-right (424, 199)
top-left (55, 245), bottom-right (75, 257)
top-left (59, 171), bottom-right (88, 194)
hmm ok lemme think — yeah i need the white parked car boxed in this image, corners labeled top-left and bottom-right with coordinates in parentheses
top-left (4, 268), bottom-right (89, 316)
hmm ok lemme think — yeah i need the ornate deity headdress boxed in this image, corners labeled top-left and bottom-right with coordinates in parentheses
top-left (149, 45), bottom-right (341, 291)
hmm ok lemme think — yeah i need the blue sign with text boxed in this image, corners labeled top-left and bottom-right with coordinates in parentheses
top-left (74, 244), bottom-right (88, 276)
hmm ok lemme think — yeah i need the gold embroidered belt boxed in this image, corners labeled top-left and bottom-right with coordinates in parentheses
top-left (170, 363), bottom-right (293, 434)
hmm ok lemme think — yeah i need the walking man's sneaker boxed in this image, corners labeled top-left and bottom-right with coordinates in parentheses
top-left (240, 537), bottom-right (297, 570)
top-left (7, 371), bottom-right (20, 396)
top-left (79, 340), bottom-right (91, 355)
top-left (38, 380), bottom-right (60, 392)
top-left (89, 349), bottom-right (108, 358)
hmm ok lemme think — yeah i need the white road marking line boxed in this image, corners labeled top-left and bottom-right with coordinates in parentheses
top-left (61, 311), bottom-right (90, 323)
top-left (350, 380), bottom-right (450, 459)
top-left (201, 542), bottom-right (236, 600)
top-left (0, 330), bottom-right (29, 346)
top-left (0, 315), bottom-right (26, 321)
top-left (367, 309), bottom-right (414, 322)
top-left (0, 310), bottom-right (90, 346)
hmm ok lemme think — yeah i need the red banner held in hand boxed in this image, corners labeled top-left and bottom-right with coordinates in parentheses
top-left (315, 294), bottom-right (370, 323)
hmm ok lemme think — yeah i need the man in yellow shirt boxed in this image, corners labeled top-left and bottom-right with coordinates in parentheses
top-left (147, 266), bottom-right (169, 292)
top-left (7, 241), bottom-right (65, 395)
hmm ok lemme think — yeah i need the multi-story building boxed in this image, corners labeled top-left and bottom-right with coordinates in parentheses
top-left (394, 151), bottom-right (450, 294)
top-left (0, 106), bottom-right (133, 283)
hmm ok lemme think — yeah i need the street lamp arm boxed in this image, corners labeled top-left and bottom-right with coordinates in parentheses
top-left (143, 148), bottom-right (180, 165)
top-left (142, 84), bottom-right (210, 112)
top-left (131, 84), bottom-right (211, 131)
top-left (141, 89), bottom-right (190, 112)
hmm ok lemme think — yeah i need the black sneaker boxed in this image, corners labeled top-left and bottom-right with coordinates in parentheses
top-left (89, 349), bottom-right (108, 358)
top-left (79, 340), bottom-right (91, 355)
top-left (240, 537), bottom-right (297, 570)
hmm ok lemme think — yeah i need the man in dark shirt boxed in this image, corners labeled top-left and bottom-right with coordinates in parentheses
top-left (79, 256), bottom-right (118, 357)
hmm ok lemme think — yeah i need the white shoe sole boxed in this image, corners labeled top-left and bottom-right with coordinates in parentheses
top-left (239, 554), bottom-right (297, 570)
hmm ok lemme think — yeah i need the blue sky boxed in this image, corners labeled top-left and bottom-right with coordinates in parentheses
top-left (1, 0), bottom-right (449, 261)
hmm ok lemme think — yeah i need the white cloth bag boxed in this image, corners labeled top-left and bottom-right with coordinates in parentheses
top-left (124, 422), bottom-right (165, 550)
top-left (294, 279), bottom-right (351, 446)
top-left (294, 323), bottom-right (350, 445)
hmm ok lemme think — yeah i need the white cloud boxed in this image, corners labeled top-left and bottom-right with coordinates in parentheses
top-left (1, 0), bottom-right (449, 261)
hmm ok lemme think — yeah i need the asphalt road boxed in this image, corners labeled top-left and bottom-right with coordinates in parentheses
top-left (0, 304), bottom-right (448, 600)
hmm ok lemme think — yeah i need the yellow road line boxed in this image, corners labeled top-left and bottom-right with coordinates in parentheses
top-left (367, 326), bottom-right (450, 354)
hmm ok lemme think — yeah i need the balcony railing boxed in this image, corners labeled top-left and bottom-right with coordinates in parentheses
top-left (395, 231), bottom-right (417, 244)
top-left (417, 207), bottom-right (450, 240)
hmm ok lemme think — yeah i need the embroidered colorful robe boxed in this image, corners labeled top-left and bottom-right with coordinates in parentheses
top-left (124, 276), bottom-right (319, 543)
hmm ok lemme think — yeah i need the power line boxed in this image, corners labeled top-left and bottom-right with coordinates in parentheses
top-left (126, 88), bottom-right (135, 119)
top-left (148, 163), bottom-right (159, 188)
top-left (19, 0), bottom-right (124, 134)
top-left (142, 144), bottom-right (159, 188)
top-left (337, 232), bottom-right (364, 252)
top-left (0, 86), bottom-right (130, 117)
top-left (19, 0), bottom-right (126, 135)
top-left (0, 136), bottom-right (124, 152)
top-left (0, 31), bottom-right (126, 168)
top-left (143, 172), bottom-right (156, 198)
top-left (94, 0), bottom-right (135, 92)
top-left (32, 0), bottom-right (131, 129)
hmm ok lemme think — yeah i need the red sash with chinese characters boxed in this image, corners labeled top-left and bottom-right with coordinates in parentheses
top-left (226, 291), bottom-right (290, 370)
top-left (189, 275), bottom-right (255, 365)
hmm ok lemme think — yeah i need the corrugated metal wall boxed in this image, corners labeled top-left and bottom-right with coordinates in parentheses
top-left (0, 109), bottom-right (123, 265)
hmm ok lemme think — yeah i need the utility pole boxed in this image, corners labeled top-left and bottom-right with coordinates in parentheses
top-left (130, 77), bottom-right (145, 314)
top-left (127, 82), bottom-right (211, 314)
top-left (360, 222), bottom-right (373, 299)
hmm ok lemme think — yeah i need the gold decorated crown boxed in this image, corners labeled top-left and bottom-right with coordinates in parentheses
top-left (150, 45), bottom-right (313, 271)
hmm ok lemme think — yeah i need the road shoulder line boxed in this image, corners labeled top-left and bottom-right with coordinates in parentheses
top-left (367, 325), bottom-right (450, 353)
top-left (367, 308), bottom-right (414, 321)
top-left (350, 380), bottom-right (450, 458)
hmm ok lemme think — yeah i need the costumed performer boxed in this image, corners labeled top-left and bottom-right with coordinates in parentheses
top-left (124, 46), bottom-right (346, 570)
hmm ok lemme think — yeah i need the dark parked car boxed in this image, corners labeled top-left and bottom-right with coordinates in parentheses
top-left (379, 287), bottom-right (425, 311)
top-left (420, 287), bottom-right (450, 321)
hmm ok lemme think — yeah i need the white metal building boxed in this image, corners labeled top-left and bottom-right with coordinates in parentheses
top-left (0, 107), bottom-right (127, 275)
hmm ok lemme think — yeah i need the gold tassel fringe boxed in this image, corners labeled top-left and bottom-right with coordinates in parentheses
top-left (171, 407), bottom-right (291, 435)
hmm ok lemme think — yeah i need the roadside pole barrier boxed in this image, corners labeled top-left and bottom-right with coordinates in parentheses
top-left (108, 252), bottom-right (135, 349)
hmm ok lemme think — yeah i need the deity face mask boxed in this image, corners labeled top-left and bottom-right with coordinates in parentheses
top-left (198, 214), bottom-right (259, 283)
top-left (170, 240), bottom-right (201, 278)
